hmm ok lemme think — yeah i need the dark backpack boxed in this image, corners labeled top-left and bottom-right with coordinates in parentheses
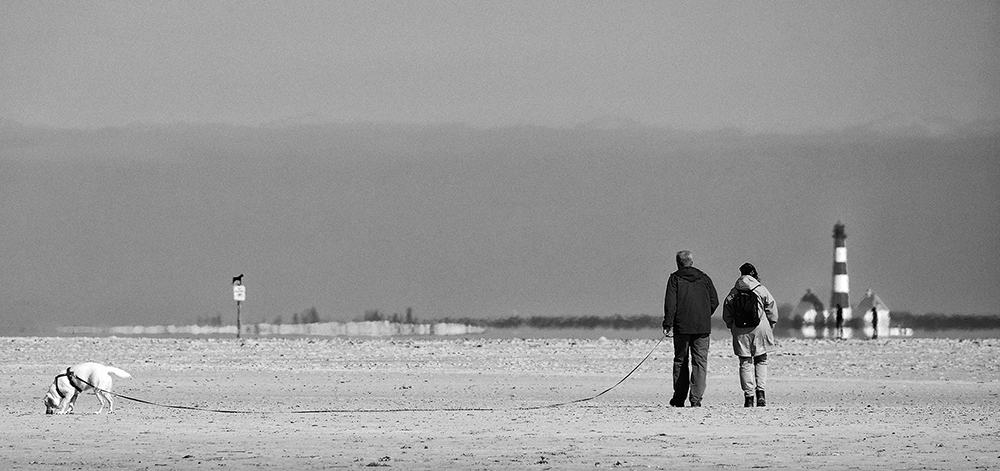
top-left (731, 286), bottom-right (761, 328)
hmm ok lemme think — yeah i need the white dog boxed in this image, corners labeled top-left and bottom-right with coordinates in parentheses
top-left (43, 362), bottom-right (131, 414)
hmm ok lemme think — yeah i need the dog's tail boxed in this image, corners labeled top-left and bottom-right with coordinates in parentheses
top-left (105, 366), bottom-right (132, 379)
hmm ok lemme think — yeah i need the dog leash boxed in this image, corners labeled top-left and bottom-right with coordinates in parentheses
top-left (69, 337), bottom-right (662, 415)
top-left (68, 376), bottom-right (255, 414)
top-left (292, 337), bottom-right (663, 414)
top-left (509, 336), bottom-right (664, 411)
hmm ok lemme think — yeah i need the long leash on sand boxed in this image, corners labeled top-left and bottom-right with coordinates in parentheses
top-left (69, 337), bottom-right (663, 415)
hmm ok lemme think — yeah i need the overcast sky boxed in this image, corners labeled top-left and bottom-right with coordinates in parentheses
top-left (2, 2), bottom-right (999, 332)
top-left (3, 1), bottom-right (998, 132)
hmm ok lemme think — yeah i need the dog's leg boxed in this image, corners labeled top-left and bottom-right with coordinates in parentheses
top-left (101, 390), bottom-right (115, 414)
top-left (59, 392), bottom-right (78, 414)
top-left (94, 391), bottom-right (107, 414)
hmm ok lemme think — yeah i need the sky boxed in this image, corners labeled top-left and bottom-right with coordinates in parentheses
top-left (2, 1), bottom-right (998, 132)
top-left (1, 2), bottom-right (999, 333)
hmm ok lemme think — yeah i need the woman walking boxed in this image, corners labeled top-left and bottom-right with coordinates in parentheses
top-left (722, 262), bottom-right (778, 407)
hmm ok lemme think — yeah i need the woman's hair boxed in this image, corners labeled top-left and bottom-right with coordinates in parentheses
top-left (739, 262), bottom-right (759, 280)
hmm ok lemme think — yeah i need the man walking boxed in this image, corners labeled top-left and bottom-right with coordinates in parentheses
top-left (835, 304), bottom-right (844, 340)
top-left (871, 306), bottom-right (879, 340)
top-left (663, 250), bottom-right (719, 407)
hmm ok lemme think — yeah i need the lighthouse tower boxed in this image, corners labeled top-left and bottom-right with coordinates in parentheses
top-left (830, 221), bottom-right (852, 337)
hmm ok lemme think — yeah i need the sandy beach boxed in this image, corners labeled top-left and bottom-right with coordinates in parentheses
top-left (2, 335), bottom-right (998, 470)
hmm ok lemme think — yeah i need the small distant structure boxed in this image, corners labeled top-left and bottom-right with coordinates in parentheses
top-left (793, 289), bottom-right (827, 338)
top-left (830, 221), bottom-right (853, 337)
top-left (855, 289), bottom-right (892, 338)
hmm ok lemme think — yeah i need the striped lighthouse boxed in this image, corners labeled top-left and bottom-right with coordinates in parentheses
top-left (830, 221), bottom-right (852, 338)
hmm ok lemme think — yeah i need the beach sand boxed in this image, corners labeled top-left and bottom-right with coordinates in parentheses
top-left (2, 336), bottom-right (998, 470)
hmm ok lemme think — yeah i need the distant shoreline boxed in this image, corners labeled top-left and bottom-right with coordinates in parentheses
top-left (55, 320), bottom-right (485, 338)
top-left (16, 325), bottom-right (1000, 340)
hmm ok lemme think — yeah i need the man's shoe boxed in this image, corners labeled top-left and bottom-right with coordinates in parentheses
top-left (756, 390), bottom-right (766, 407)
top-left (744, 396), bottom-right (755, 408)
top-left (690, 402), bottom-right (702, 407)
top-left (669, 398), bottom-right (684, 407)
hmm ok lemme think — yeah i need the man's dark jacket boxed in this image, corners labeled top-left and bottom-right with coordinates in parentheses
top-left (663, 266), bottom-right (719, 334)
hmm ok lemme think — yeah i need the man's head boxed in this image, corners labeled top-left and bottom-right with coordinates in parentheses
top-left (676, 250), bottom-right (694, 269)
top-left (739, 262), bottom-right (759, 280)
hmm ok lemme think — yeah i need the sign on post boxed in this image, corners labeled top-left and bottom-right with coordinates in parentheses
top-left (232, 274), bottom-right (245, 339)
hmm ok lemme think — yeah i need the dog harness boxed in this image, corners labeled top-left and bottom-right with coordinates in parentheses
top-left (53, 368), bottom-right (85, 399)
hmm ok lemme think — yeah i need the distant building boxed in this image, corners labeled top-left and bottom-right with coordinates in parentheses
top-left (855, 289), bottom-right (891, 339)
top-left (793, 289), bottom-right (827, 338)
top-left (830, 221), bottom-right (853, 337)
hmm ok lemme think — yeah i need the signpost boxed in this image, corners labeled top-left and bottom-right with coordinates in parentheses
top-left (233, 276), bottom-right (246, 339)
